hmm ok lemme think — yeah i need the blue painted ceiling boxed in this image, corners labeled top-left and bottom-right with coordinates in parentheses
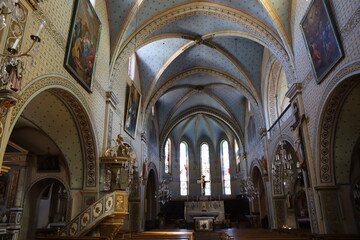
top-left (105, 0), bottom-right (289, 146)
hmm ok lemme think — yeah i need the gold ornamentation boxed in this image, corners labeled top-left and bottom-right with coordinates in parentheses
top-left (116, 195), bottom-right (124, 211)
top-left (104, 133), bottom-right (131, 158)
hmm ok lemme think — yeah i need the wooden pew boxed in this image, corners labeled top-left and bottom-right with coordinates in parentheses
top-left (129, 230), bottom-right (193, 240)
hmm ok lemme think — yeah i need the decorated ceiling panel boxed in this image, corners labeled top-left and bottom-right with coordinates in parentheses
top-left (206, 86), bottom-right (246, 127)
top-left (150, 15), bottom-right (247, 37)
top-left (170, 114), bottom-right (231, 149)
top-left (172, 74), bottom-right (228, 87)
top-left (119, 0), bottom-right (275, 43)
top-left (170, 92), bottom-right (230, 123)
top-left (137, 38), bottom-right (190, 93)
top-left (155, 44), bottom-right (244, 88)
top-left (107, 0), bottom-right (134, 44)
top-left (157, 88), bottom-right (191, 126)
top-left (269, 0), bottom-right (291, 35)
top-left (107, 0), bottom-right (291, 153)
top-left (211, 36), bottom-right (264, 90)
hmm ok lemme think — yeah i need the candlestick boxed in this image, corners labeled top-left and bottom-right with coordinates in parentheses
top-left (35, 20), bottom-right (46, 37)
top-left (12, 37), bottom-right (20, 49)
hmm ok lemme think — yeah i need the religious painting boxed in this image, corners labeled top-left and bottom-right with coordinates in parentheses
top-left (64, 0), bottom-right (101, 92)
top-left (124, 83), bottom-right (142, 139)
top-left (300, 0), bottom-right (343, 84)
top-left (37, 155), bottom-right (60, 171)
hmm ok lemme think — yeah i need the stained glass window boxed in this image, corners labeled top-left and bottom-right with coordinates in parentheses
top-left (128, 54), bottom-right (136, 80)
top-left (221, 140), bottom-right (231, 195)
top-left (235, 140), bottom-right (240, 173)
top-left (164, 138), bottom-right (171, 174)
top-left (180, 142), bottom-right (189, 196)
top-left (201, 143), bottom-right (211, 195)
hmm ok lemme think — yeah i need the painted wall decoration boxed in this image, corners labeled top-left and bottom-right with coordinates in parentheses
top-left (124, 83), bottom-right (142, 139)
top-left (64, 0), bottom-right (101, 92)
top-left (300, 0), bottom-right (343, 83)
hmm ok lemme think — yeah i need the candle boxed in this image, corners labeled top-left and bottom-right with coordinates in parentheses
top-left (35, 20), bottom-right (46, 37)
top-left (12, 37), bottom-right (20, 49)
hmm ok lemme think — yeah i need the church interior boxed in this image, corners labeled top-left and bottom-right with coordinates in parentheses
top-left (0, 0), bottom-right (359, 239)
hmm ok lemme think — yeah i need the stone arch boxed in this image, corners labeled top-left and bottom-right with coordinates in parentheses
top-left (160, 107), bottom-right (244, 158)
top-left (21, 176), bottom-right (72, 240)
top-left (316, 61), bottom-right (360, 185)
top-left (145, 167), bottom-right (158, 229)
top-left (264, 58), bottom-right (283, 128)
top-left (8, 75), bottom-right (98, 188)
top-left (111, 2), bottom-right (295, 86)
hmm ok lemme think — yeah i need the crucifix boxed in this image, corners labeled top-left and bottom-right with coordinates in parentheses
top-left (197, 175), bottom-right (210, 196)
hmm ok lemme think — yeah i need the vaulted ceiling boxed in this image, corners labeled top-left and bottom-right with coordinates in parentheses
top-left (106, 0), bottom-right (293, 148)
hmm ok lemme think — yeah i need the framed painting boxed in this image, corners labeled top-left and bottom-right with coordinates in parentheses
top-left (300, 0), bottom-right (343, 84)
top-left (124, 83), bottom-right (142, 139)
top-left (64, 0), bottom-right (101, 92)
top-left (37, 155), bottom-right (60, 171)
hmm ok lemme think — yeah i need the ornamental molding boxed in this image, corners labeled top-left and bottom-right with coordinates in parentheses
top-left (111, 2), bottom-right (295, 87)
top-left (317, 61), bottom-right (360, 184)
top-left (307, 190), bottom-right (319, 233)
top-left (340, 5), bottom-right (360, 40)
top-left (8, 76), bottom-right (98, 187)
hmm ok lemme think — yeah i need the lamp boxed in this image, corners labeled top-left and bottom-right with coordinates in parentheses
top-left (271, 141), bottom-right (301, 190)
top-left (156, 179), bottom-right (171, 205)
top-left (240, 177), bottom-right (259, 202)
top-left (0, 0), bottom-right (22, 30)
top-left (0, 19), bottom-right (45, 88)
top-left (0, 10), bottom-right (45, 112)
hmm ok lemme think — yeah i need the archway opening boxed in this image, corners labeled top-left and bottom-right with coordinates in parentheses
top-left (145, 170), bottom-right (157, 230)
top-left (22, 178), bottom-right (69, 240)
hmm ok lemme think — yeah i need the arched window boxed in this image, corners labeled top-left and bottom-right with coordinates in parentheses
top-left (180, 142), bottom-right (189, 196)
top-left (164, 138), bottom-right (171, 174)
top-left (221, 140), bottom-right (231, 195)
top-left (235, 140), bottom-right (240, 173)
top-left (201, 143), bottom-right (211, 195)
top-left (128, 53), bottom-right (136, 80)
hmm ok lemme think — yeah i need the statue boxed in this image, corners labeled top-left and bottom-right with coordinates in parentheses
top-left (261, 156), bottom-right (267, 174)
top-left (104, 133), bottom-right (132, 158)
top-left (290, 103), bottom-right (306, 165)
top-left (197, 175), bottom-right (210, 196)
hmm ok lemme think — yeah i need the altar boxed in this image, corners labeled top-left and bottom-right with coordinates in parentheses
top-left (184, 200), bottom-right (225, 225)
top-left (193, 216), bottom-right (215, 231)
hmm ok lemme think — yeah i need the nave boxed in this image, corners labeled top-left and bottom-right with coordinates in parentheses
top-left (0, 0), bottom-right (359, 239)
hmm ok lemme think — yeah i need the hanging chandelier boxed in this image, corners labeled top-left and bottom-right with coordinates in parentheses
top-left (156, 179), bottom-right (171, 205)
top-left (272, 141), bottom-right (301, 190)
top-left (240, 177), bottom-right (259, 202)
